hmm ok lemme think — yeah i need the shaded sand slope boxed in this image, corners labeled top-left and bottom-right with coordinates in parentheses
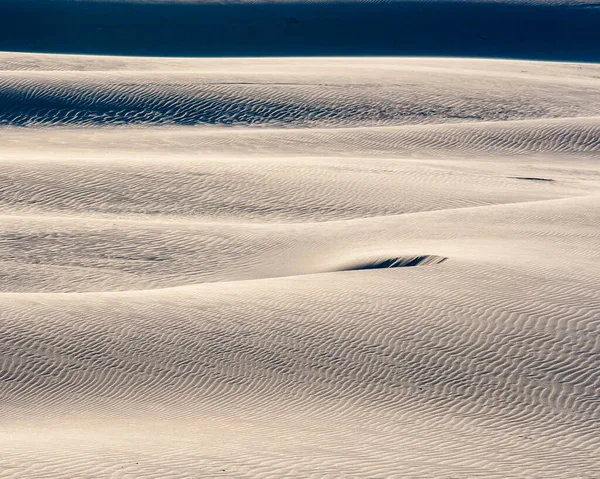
top-left (1, 56), bottom-right (600, 127)
top-left (1, 55), bottom-right (599, 477)
top-left (1, 0), bottom-right (600, 61)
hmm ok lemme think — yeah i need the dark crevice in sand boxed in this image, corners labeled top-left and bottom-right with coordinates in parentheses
top-left (509, 176), bottom-right (555, 182)
top-left (338, 255), bottom-right (448, 271)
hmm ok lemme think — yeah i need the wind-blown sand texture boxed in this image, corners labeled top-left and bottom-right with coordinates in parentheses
top-left (1, 53), bottom-right (599, 477)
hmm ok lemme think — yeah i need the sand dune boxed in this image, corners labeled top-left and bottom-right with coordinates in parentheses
top-left (1, 56), bottom-right (600, 127)
top-left (1, 53), bottom-right (599, 477)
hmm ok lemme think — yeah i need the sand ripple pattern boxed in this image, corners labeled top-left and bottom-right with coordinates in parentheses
top-left (0, 55), bottom-right (599, 478)
top-left (1, 56), bottom-right (600, 128)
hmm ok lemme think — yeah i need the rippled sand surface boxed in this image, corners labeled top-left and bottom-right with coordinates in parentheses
top-left (1, 54), bottom-right (599, 478)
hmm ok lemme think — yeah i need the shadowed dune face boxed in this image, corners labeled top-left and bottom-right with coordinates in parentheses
top-left (336, 255), bottom-right (448, 271)
top-left (1, 57), bottom-right (599, 128)
top-left (0, 54), bottom-right (599, 478)
top-left (0, 0), bottom-right (600, 60)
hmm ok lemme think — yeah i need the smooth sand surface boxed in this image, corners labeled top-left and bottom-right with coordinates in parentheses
top-left (0, 54), bottom-right (599, 477)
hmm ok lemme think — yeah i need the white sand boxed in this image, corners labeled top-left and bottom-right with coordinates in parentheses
top-left (0, 54), bottom-right (599, 477)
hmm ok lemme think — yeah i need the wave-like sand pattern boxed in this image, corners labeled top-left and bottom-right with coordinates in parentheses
top-left (1, 54), bottom-right (599, 477)
top-left (1, 60), bottom-right (599, 127)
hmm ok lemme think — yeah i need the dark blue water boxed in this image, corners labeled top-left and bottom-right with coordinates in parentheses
top-left (0, 0), bottom-right (599, 61)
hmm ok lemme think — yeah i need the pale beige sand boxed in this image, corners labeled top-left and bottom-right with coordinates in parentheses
top-left (0, 54), bottom-right (599, 478)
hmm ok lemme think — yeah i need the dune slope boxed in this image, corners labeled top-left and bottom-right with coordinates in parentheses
top-left (0, 54), bottom-right (599, 478)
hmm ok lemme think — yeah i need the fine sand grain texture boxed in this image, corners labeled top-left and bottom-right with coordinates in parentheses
top-left (0, 54), bottom-right (599, 478)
